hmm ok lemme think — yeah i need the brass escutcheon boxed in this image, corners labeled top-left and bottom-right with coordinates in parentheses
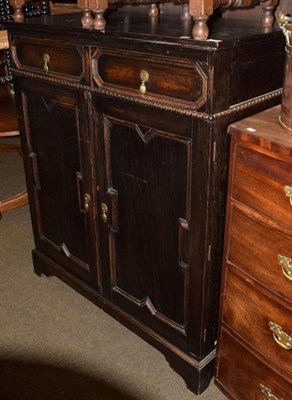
top-left (268, 321), bottom-right (292, 350)
top-left (43, 53), bottom-right (50, 73)
top-left (277, 254), bottom-right (292, 281)
top-left (101, 202), bottom-right (108, 223)
top-left (139, 69), bottom-right (149, 95)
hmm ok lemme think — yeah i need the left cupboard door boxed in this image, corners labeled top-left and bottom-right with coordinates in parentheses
top-left (16, 80), bottom-right (100, 289)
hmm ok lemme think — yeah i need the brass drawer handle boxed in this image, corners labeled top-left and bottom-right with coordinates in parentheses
top-left (284, 185), bottom-right (292, 206)
top-left (139, 69), bottom-right (149, 95)
top-left (84, 193), bottom-right (91, 212)
top-left (268, 321), bottom-right (292, 350)
top-left (43, 53), bottom-right (50, 73)
top-left (259, 384), bottom-right (282, 400)
top-left (101, 202), bottom-right (108, 223)
top-left (277, 254), bottom-right (292, 281)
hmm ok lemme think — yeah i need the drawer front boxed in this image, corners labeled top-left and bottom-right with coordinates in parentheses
top-left (227, 206), bottom-right (292, 302)
top-left (12, 38), bottom-right (84, 80)
top-left (92, 50), bottom-right (207, 109)
top-left (223, 269), bottom-right (292, 375)
top-left (232, 144), bottom-right (292, 229)
top-left (216, 329), bottom-right (292, 400)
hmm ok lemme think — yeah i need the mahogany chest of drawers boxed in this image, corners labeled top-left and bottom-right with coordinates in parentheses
top-left (215, 105), bottom-right (292, 400)
top-left (3, 8), bottom-right (286, 394)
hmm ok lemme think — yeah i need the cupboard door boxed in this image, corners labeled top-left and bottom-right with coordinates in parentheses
top-left (19, 81), bottom-right (99, 288)
top-left (97, 111), bottom-right (192, 347)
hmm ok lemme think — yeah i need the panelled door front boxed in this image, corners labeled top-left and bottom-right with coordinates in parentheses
top-left (95, 100), bottom-right (192, 349)
top-left (17, 79), bottom-right (99, 289)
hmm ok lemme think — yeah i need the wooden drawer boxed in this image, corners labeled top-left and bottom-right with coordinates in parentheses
top-left (222, 268), bottom-right (292, 376)
top-left (232, 144), bottom-right (292, 230)
top-left (227, 205), bottom-right (292, 302)
top-left (11, 38), bottom-right (85, 80)
top-left (91, 50), bottom-right (207, 109)
top-left (216, 329), bottom-right (292, 400)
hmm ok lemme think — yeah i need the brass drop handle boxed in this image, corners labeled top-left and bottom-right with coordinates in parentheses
top-left (268, 321), bottom-right (292, 350)
top-left (101, 202), bottom-right (108, 223)
top-left (84, 193), bottom-right (91, 212)
top-left (277, 254), bottom-right (292, 281)
top-left (43, 53), bottom-right (50, 73)
top-left (139, 69), bottom-right (149, 95)
top-left (284, 185), bottom-right (292, 206)
top-left (259, 384), bottom-right (282, 400)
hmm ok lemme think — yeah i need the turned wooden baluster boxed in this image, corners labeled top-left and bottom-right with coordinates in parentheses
top-left (189, 0), bottom-right (279, 40)
top-left (78, 0), bottom-right (108, 30)
top-left (189, 0), bottom-right (248, 40)
top-left (10, 0), bottom-right (25, 22)
top-left (148, 3), bottom-right (158, 17)
top-left (261, 0), bottom-right (279, 28)
top-left (181, 2), bottom-right (191, 21)
top-left (188, 0), bottom-right (213, 40)
top-left (10, 0), bottom-right (51, 21)
top-left (78, 0), bottom-right (94, 28)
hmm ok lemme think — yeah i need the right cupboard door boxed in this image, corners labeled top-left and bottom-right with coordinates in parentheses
top-left (96, 102), bottom-right (193, 348)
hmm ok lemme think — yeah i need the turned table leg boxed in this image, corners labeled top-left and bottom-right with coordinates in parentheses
top-left (189, 0), bottom-right (213, 40)
top-left (261, 0), bottom-right (279, 28)
top-left (78, 0), bottom-right (108, 30)
top-left (81, 8), bottom-right (94, 28)
top-left (192, 15), bottom-right (210, 40)
top-left (148, 3), bottom-right (159, 17)
top-left (181, 4), bottom-right (191, 21)
top-left (10, 0), bottom-right (25, 22)
top-left (93, 8), bottom-right (106, 31)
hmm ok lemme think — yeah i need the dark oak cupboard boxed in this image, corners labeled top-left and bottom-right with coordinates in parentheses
top-left (4, 8), bottom-right (285, 394)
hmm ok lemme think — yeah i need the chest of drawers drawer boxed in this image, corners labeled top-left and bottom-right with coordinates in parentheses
top-left (231, 144), bottom-right (292, 229)
top-left (227, 205), bottom-right (292, 301)
top-left (223, 268), bottom-right (292, 375)
top-left (217, 329), bottom-right (292, 400)
top-left (91, 49), bottom-right (207, 109)
top-left (11, 38), bottom-right (85, 81)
